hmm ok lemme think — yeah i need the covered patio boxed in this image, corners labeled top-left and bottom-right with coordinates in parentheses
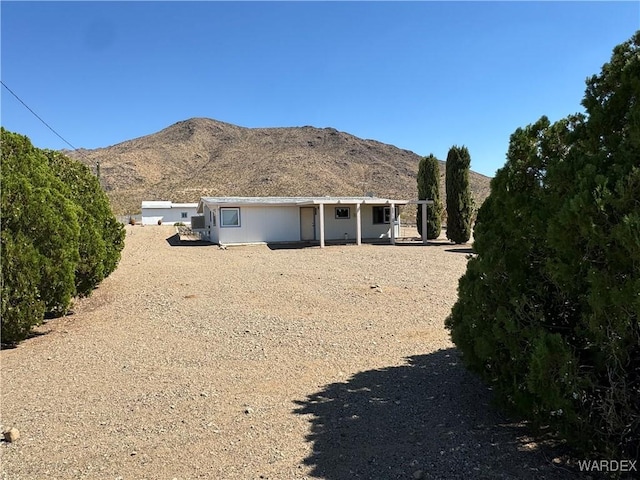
top-left (195, 196), bottom-right (435, 248)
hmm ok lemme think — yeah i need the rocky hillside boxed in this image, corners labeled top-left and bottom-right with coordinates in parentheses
top-left (66, 118), bottom-right (492, 216)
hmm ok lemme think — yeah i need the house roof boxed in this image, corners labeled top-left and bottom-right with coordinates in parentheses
top-left (141, 201), bottom-right (198, 209)
top-left (197, 196), bottom-right (408, 212)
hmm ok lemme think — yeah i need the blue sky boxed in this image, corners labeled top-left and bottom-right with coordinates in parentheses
top-left (1, 2), bottom-right (638, 177)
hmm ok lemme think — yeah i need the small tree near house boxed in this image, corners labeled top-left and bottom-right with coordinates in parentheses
top-left (445, 145), bottom-right (474, 244)
top-left (416, 154), bottom-right (442, 239)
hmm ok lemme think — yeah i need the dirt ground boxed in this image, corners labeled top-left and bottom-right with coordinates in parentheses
top-left (1, 226), bottom-right (585, 479)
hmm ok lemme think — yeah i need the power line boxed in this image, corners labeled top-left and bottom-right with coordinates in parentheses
top-left (1, 80), bottom-right (78, 151)
top-left (1, 81), bottom-right (102, 184)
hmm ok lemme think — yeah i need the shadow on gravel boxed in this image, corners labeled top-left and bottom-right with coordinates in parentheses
top-left (294, 348), bottom-right (590, 480)
top-left (444, 247), bottom-right (475, 255)
top-left (393, 241), bottom-right (473, 252)
top-left (1, 330), bottom-right (49, 350)
top-left (165, 233), bottom-right (213, 247)
top-left (267, 242), bottom-right (319, 250)
top-left (267, 241), bottom-right (393, 250)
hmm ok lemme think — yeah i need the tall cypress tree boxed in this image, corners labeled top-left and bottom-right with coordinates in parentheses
top-left (416, 154), bottom-right (443, 239)
top-left (445, 146), bottom-right (474, 243)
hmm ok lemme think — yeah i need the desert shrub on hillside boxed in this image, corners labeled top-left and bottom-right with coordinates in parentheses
top-left (446, 32), bottom-right (640, 459)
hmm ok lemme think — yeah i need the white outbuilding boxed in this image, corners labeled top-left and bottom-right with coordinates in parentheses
top-left (141, 201), bottom-right (199, 226)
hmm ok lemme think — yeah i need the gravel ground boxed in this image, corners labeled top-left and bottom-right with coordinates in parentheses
top-left (2, 226), bottom-right (588, 479)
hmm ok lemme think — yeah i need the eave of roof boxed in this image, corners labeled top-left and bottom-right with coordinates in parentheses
top-left (198, 196), bottom-right (408, 208)
top-left (141, 201), bottom-right (172, 209)
top-left (142, 201), bottom-right (198, 209)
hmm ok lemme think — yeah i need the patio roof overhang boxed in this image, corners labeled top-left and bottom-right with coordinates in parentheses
top-left (197, 196), bottom-right (409, 213)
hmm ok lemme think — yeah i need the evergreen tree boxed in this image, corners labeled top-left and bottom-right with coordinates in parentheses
top-left (416, 154), bottom-right (443, 239)
top-left (446, 32), bottom-right (640, 459)
top-left (44, 150), bottom-right (124, 296)
top-left (1, 129), bottom-right (80, 335)
top-left (1, 129), bottom-right (125, 344)
top-left (1, 230), bottom-right (45, 343)
top-left (445, 146), bottom-right (474, 243)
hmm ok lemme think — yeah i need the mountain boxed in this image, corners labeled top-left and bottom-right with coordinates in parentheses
top-left (65, 118), bottom-right (492, 216)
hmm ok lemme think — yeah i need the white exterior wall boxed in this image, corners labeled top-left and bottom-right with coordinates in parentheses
top-left (322, 204), bottom-right (399, 240)
top-left (141, 212), bottom-right (166, 226)
top-left (202, 204), bottom-right (219, 243)
top-left (360, 205), bottom-right (398, 239)
top-left (323, 205), bottom-right (358, 240)
top-left (142, 205), bottom-right (198, 226)
top-left (217, 206), bottom-right (300, 244)
top-left (196, 200), bottom-right (402, 245)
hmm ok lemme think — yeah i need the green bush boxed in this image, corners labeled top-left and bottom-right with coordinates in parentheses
top-left (1, 130), bottom-right (80, 323)
top-left (1, 129), bottom-right (125, 344)
top-left (1, 231), bottom-right (45, 342)
top-left (416, 154), bottom-right (443, 239)
top-left (446, 32), bottom-right (640, 459)
top-left (44, 150), bottom-right (124, 296)
top-left (445, 146), bottom-right (474, 244)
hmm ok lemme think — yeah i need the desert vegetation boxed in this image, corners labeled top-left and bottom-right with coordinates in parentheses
top-left (445, 146), bottom-right (474, 244)
top-left (2, 29), bottom-right (636, 477)
top-left (416, 154), bottom-right (443, 239)
top-left (446, 31), bottom-right (639, 460)
top-left (1, 129), bottom-right (125, 344)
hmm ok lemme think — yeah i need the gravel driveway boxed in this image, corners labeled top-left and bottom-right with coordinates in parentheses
top-left (1, 226), bottom-right (588, 479)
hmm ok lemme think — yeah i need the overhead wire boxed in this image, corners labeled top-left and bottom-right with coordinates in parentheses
top-left (1, 80), bottom-right (103, 182)
top-left (1, 80), bottom-right (79, 151)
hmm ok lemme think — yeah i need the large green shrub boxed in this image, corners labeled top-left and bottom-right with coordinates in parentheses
top-left (1, 129), bottom-right (125, 344)
top-left (416, 154), bottom-right (443, 239)
top-left (445, 146), bottom-right (474, 243)
top-left (446, 32), bottom-right (640, 459)
top-left (1, 231), bottom-right (45, 342)
top-left (44, 150), bottom-right (124, 296)
top-left (1, 130), bottom-right (80, 321)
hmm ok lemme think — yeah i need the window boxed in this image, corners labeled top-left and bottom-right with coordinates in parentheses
top-left (220, 207), bottom-right (240, 227)
top-left (372, 206), bottom-right (399, 224)
top-left (181, 212), bottom-right (188, 219)
top-left (335, 207), bottom-right (350, 219)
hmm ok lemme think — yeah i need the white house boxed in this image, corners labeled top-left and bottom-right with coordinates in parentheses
top-left (141, 201), bottom-right (199, 226)
top-left (194, 196), bottom-right (414, 248)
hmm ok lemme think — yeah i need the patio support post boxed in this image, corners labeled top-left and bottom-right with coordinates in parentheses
top-left (319, 202), bottom-right (325, 248)
top-left (390, 202), bottom-right (396, 245)
top-left (356, 202), bottom-right (362, 245)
